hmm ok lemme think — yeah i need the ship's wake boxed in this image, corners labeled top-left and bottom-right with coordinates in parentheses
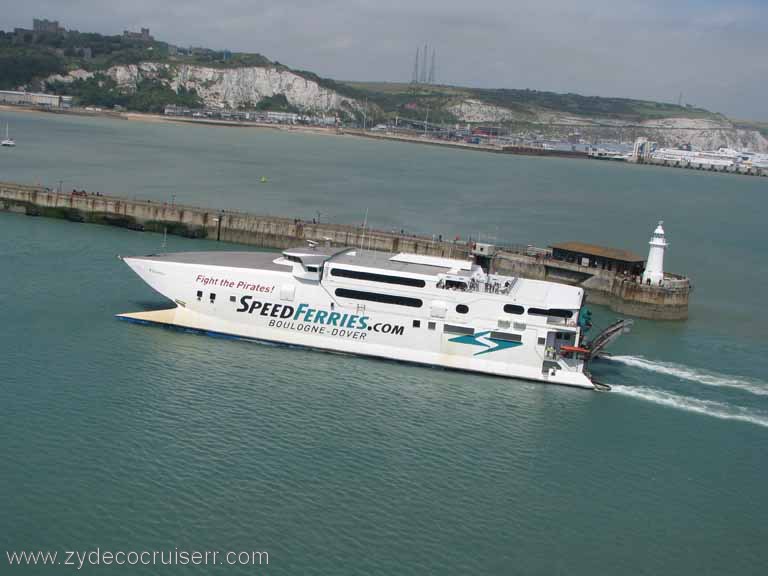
top-left (610, 385), bottom-right (768, 428)
top-left (607, 355), bottom-right (768, 397)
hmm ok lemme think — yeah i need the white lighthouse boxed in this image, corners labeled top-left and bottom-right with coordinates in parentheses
top-left (642, 220), bottom-right (667, 286)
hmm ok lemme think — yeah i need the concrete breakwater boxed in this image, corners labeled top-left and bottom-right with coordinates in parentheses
top-left (352, 130), bottom-right (587, 159)
top-left (0, 182), bottom-right (469, 256)
top-left (0, 181), bottom-right (690, 320)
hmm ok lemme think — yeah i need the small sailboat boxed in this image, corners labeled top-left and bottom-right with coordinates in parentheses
top-left (1, 123), bottom-right (15, 147)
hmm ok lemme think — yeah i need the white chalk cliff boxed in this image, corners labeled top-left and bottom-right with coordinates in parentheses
top-left (48, 63), bottom-right (360, 114)
top-left (447, 98), bottom-right (768, 152)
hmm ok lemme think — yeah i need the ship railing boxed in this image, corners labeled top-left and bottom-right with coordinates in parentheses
top-left (436, 279), bottom-right (514, 295)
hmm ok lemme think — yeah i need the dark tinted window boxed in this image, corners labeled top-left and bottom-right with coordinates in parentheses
top-left (306, 266), bottom-right (318, 272)
top-left (528, 308), bottom-right (573, 318)
top-left (489, 331), bottom-right (522, 342)
top-left (444, 324), bottom-right (474, 335)
top-left (330, 267), bottom-right (426, 288)
top-left (456, 304), bottom-right (469, 314)
top-left (334, 288), bottom-right (422, 308)
top-left (504, 304), bottom-right (525, 315)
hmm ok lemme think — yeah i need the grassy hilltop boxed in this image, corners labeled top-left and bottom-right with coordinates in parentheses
top-left (0, 25), bottom-right (723, 123)
top-left (341, 81), bottom-right (720, 125)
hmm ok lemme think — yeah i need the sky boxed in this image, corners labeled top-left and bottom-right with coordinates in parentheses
top-left (3, 0), bottom-right (767, 120)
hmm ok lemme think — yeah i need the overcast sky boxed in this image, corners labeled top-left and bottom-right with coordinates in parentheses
top-left (3, 0), bottom-right (767, 120)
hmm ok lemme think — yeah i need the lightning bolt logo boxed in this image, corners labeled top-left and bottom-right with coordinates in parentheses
top-left (448, 331), bottom-right (522, 356)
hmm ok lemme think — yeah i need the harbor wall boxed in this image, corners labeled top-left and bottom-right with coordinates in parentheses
top-left (0, 182), bottom-right (469, 258)
top-left (0, 181), bottom-right (690, 320)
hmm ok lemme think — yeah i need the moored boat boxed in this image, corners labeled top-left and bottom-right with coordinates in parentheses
top-left (1, 123), bottom-right (15, 147)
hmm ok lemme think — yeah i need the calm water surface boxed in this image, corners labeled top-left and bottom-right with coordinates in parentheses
top-left (1, 110), bottom-right (767, 574)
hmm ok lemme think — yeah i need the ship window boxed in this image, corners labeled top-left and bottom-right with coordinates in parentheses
top-left (428, 322), bottom-right (436, 330)
top-left (230, 295), bottom-right (236, 302)
top-left (334, 288), bottom-right (423, 308)
top-left (498, 319), bottom-right (511, 329)
top-left (413, 320), bottom-right (421, 328)
top-left (504, 304), bottom-right (525, 315)
top-left (514, 322), bottom-right (527, 331)
top-left (196, 290), bottom-right (203, 301)
top-left (456, 304), bottom-right (469, 314)
top-left (280, 285), bottom-right (296, 301)
top-left (285, 255), bottom-right (302, 263)
top-left (209, 293), bottom-right (216, 302)
top-left (306, 266), bottom-right (318, 272)
top-left (444, 324), bottom-right (474, 335)
top-left (528, 308), bottom-right (573, 318)
top-left (537, 337), bottom-right (546, 345)
top-left (330, 267), bottom-right (426, 288)
top-left (443, 279), bottom-right (469, 290)
top-left (490, 331), bottom-right (522, 342)
top-left (430, 301), bottom-right (448, 319)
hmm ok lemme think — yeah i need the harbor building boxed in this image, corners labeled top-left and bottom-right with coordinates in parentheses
top-left (33, 18), bottom-right (64, 34)
top-left (13, 18), bottom-right (67, 42)
top-left (123, 28), bottom-right (153, 42)
top-left (0, 91), bottom-right (72, 109)
top-left (550, 242), bottom-right (645, 276)
top-left (631, 137), bottom-right (655, 163)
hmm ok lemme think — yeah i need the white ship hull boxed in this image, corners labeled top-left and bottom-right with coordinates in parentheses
top-left (121, 249), bottom-right (597, 390)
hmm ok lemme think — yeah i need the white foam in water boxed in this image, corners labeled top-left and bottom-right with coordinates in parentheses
top-left (611, 385), bottom-right (768, 428)
top-left (608, 355), bottom-right (768, 397)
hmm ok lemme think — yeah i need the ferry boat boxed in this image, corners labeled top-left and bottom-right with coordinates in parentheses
top-left (587, 146), bottom-right (629, 161)
top-left (120, 244), bottom-right (629, 390)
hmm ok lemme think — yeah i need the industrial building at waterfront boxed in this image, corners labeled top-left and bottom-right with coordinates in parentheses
top-left (0, 90), bottom-right (72, 109)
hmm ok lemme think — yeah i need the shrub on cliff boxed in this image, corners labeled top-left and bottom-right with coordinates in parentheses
top-left (0, 47), bottom-right (66, 89)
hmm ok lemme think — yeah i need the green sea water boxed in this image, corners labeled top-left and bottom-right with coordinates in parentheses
top-left (1, 110), bottom-right (767, 574)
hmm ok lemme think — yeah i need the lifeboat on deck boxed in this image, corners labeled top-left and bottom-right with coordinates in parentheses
top-left (560, 345), bottom-right (590, 355)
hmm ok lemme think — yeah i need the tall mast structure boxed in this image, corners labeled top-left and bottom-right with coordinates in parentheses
top-left (428, 47), bottom-right (436, 84)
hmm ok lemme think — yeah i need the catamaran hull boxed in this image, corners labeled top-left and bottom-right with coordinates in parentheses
top-left (117, 306), bottom-right (594, 388)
